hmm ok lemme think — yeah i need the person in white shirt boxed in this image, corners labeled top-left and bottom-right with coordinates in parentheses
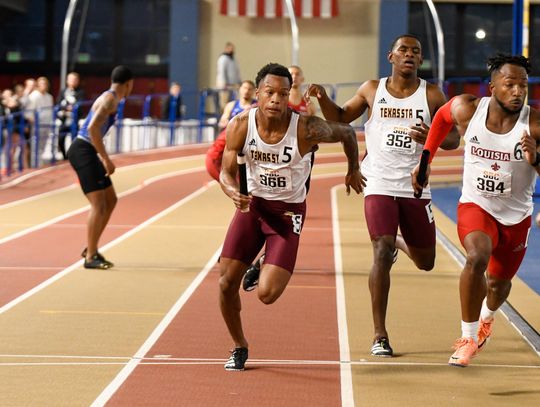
top-left (306, 34), bottom-right (459, 357)
top-left (28, 77), bottom-right (55, 163)
top-left (218, 62), bottom-right (365, 371)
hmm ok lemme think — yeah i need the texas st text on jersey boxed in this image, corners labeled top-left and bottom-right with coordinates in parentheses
top-left (249, 149), bottom-right (281, 164)
top-left (379, 107), bottom-right (415, 119)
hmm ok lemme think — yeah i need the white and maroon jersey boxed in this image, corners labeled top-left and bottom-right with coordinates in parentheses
top-left (362, 78), bottom-right (431, 198)
top-left (460, 97), bottom-right (536, 225)
top-left (243, 108), bottom-right (312, 203)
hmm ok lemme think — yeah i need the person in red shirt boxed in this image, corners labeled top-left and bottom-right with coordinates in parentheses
top-left (287, 65), bottom-right (316, 116)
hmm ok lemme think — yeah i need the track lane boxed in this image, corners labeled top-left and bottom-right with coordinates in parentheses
top-left (103, 177), bottom-right (348, 406)
top-left (0, 167), bottom-right (208, 309)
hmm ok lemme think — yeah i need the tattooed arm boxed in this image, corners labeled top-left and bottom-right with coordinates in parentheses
top-left (299, 115), bottom-right (366, 194)
top-left (88, 92), bottom-right (117, 176)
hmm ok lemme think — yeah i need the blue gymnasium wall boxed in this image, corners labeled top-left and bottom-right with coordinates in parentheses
top-left (378, 0), bottom-right (409, 78)
top-left (169, 0), bottom-right (199, 119)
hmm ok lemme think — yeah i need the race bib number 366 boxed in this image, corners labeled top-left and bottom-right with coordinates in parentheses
top-left (256, 166), bottom-right (292, 193)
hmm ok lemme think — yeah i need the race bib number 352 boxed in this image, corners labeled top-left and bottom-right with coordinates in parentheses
top-left (381, 125), bottom-right (415, 154)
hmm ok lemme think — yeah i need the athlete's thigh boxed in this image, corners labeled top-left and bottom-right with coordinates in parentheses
top-left (364, 195), bottom-right (399, 240)
top-left (221, 209), bottom-right (265, 267)
top-left (488, 216), bottom-right (531, 279)
top-left (398, 197), bottom-right (435, 249)
top-left (457, 202), bottom-right (499, 248)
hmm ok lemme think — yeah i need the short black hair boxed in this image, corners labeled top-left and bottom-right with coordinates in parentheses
top-left (255, 63), bottom-right (293, 89)
top-left (111, 65), bottom-right (134, 84)
top-left (389, 34), bottom-right (421, 51)
top-left (487, 53), bottom-right (531, 76)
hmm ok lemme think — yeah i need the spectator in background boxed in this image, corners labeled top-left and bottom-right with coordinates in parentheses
top-left (56, 72), bottom-right (85, 159)
top-left (20, 78), bottom-right (35, 112)
top-left (206, 80), bottom-right (256, 182)
top-left (216, 42), bottom-right (242, 110)
top-left (288, 65), bottom-right (316, 116)
top-left (218, 80), bottom-right (256, 130)
top-left (161, 81), bottom-right (183, 121)
top-left (28, 77), bottom-right (55, 162)
top-left (15, 79), bottom-right (34, 167)
top-left (1, 88), bottom-right (23, 171)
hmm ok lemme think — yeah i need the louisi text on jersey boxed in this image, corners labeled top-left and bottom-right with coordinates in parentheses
top-left (362, 78), bottom-right (431, 198)
top-left (243, 108), bottom-right (311, 203)
top-left (77, 90), bottom-right (118, 142)
top-left (460, 97), bottom-right (536, 225)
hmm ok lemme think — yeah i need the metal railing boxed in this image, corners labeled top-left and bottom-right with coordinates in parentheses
top-left (3, 78), bottom-right (540, 179)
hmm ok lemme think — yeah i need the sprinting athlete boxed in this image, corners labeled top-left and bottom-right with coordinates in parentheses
top-left (412, 54), bottom-right (540, 367)
top-left (219, 62), bottom-right (365, 371)
top-left (305, 34), bottom-right (459, 357)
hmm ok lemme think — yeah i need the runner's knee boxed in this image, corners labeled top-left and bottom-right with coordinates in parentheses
top-left (219, 273), bottom-right (241, 295)
top-left (465, 249), bottom-right (490, 274)
top-left (258, 287), bottom-right (280, 305)
top-left (372, 241), bottom-right (395, 268)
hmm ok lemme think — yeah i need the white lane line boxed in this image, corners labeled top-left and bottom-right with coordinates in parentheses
top-left (0, 166), bottom-right (204, 246)
top-left (0, 154), bottom-right (205, 210)
top-left (0, 183), bottom-right (212, 315)
top-left (0, 144), bottom-right (208, 191)
top-left (331, 185), bottom-right (355, 407)
top-left (1, 358), bottom-right (538, 369)
top-left (90, 248), bottom-right (221, 407)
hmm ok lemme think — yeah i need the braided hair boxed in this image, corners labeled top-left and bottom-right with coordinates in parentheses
top-left (487, 54), bottom-right (531, 76)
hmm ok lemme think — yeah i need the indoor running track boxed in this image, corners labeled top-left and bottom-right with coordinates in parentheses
top-left (0, 144), bottom-right (539, 407)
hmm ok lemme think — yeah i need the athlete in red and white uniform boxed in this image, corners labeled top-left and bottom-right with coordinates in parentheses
top-left (218, 63), bottom-right (365, 371)
top-left (412, 54), bottom-right (540, 367)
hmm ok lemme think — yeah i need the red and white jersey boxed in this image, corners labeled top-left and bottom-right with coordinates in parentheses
top-left (460, 97), bottom-right (536, 225)
top-left (362, 78), bottom-right (431, 198)
top-left (243, 108), bottom-right (312, 203)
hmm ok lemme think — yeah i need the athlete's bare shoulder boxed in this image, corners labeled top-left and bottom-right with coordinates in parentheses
top-left (93, 91), bottom-right (117, 114)
top-left (451, 93), bottom-right (479, 123)
top-left (425, 82), bottom-right (447, 113)
top-left (357, 79), bottom-right (380, 97)
top-left (225, 110), bottom-right (249, 150)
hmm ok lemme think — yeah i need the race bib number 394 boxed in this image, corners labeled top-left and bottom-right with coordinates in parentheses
top-left (472, 165), bottom-right (511, 197)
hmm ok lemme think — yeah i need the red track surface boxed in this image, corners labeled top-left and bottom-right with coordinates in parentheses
top-left (0, 166), bottom-right (208, 307)
top-left (107, 178), bottom-right (343, 406)
top-left (0, 145), bottom-right (209, 204)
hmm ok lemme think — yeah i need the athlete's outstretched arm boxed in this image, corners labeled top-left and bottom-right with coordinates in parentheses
top-left (305, 81), bottom-right (372, 124)
top-left (301, 116), bottom-right (366, 194)
top-left (219, 114), bottom-right (251, 210)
